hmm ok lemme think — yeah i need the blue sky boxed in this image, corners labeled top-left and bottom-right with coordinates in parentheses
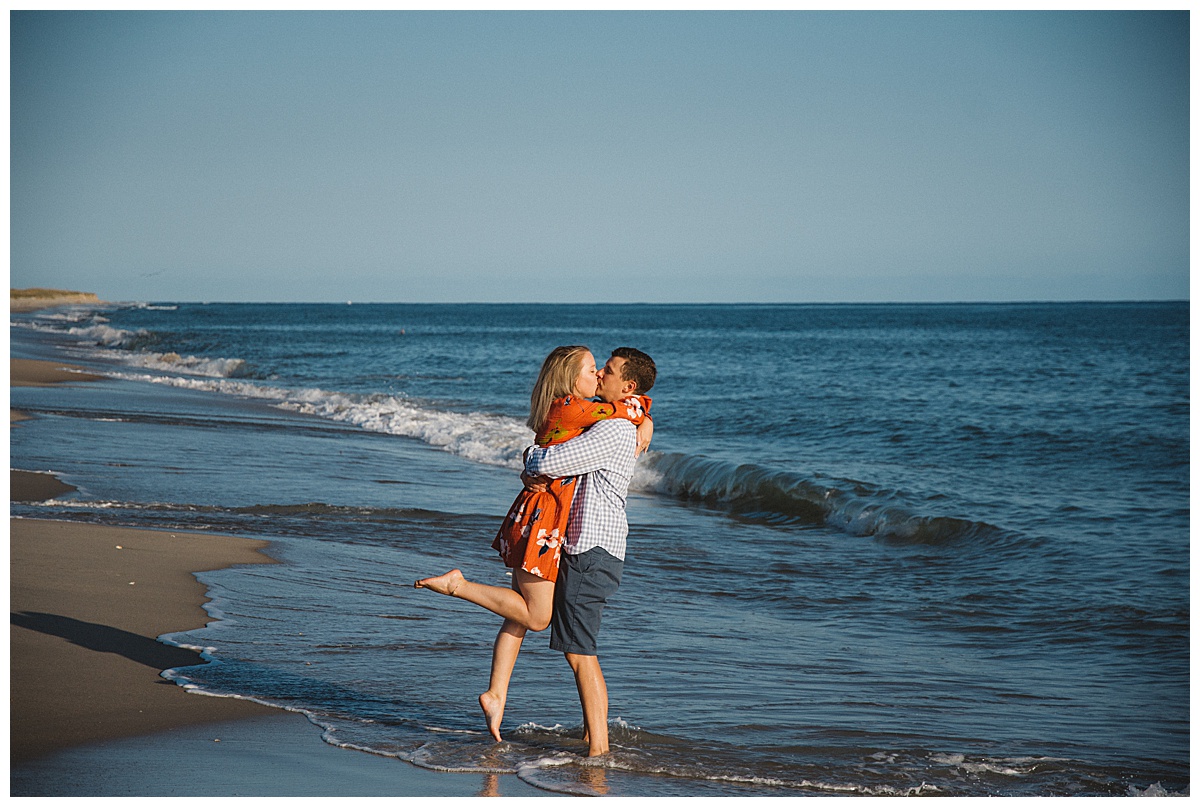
top-left (9, 11), bottom-right (1189, 303)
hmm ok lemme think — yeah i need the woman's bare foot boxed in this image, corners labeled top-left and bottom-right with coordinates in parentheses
top-left (414, 569), bottom-right (465, 596)
top-left (479, 690), bottom-right (505, 742)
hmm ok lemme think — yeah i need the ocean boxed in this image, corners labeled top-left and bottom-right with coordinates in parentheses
top-left (9, 300), bottom-right (1188, 796)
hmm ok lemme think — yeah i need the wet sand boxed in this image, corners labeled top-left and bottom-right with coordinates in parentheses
top-left (10, 518), bottom-right (281, 763)
top-left (11, 357), bottom-right (107, 387)
top-left (11, 711), bottom-right (545, 797)
top-left (11, 469), bottom-right (77, 502)
top-left (10, 357), bottom-right (106, 427)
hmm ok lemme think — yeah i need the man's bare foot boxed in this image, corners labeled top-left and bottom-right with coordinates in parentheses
top-left (581, 728), bottom-right (608, 756)
top-left (479, 690), bottom-right (505, 742)
top-left (414, 569), bottom-right (465, 596)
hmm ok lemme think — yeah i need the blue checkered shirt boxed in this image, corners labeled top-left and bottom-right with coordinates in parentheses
top-left (523, 418), bottom-right (636, 561)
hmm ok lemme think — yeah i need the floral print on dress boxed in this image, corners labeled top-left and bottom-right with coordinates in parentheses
top-left (535, 528), bottom-right (561, 555)
top-left (491, 393), bottom-right (650, 582)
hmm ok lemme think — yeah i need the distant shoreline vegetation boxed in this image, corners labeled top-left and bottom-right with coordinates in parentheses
top-left (10, 287), bottom-right (102, 312)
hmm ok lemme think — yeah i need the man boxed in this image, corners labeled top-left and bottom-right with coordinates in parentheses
top-left (522, 346), bottom-right (657, 757)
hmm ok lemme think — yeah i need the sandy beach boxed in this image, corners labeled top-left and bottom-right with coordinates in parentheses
top-left (11, 357), bottom-right (107, 427)
top-left (10, 518), bottom-right (281, 762)
top-left (10, 333), bottom-right (282, 763)
top-left (11, 357), bottom-right (107, 387)
top-left (10, 343), bottom-right (546, 796)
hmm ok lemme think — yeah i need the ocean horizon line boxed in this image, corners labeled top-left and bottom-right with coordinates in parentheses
top-left (50, 298), bottom-right (1190, 308)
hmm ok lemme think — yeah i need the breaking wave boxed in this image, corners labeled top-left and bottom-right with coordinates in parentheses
top-left (638, 451), bottom-right (1009, 544)
top-left (13, 314), bottom-right (248, 379)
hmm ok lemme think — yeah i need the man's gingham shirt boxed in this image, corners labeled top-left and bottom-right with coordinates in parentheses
top-left (523, 418), bottom-right (636, 561)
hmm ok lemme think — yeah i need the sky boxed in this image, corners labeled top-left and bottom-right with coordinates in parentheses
top-left (9, 10), bottom-right (1190, 304)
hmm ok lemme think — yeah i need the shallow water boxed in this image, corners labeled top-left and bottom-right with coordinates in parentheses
top-left (10, 301), bottom-right (1188, 795)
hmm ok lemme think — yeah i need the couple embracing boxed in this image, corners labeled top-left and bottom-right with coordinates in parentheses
top-left (417, 345), bottom-right (657, 757)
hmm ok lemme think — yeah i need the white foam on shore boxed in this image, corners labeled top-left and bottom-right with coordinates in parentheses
top-left (116, 350), bottom-right (248, 378)
top-left (1128, 782), bottom-right (1189, 797)
top-left (14, 313), bottom-right (248, 379)
top-left (277, 388), bottom-right (533, 467)
top-left (11, 318), bottom-right (138, 346)
top-left (17, 302), bottom-right (662, 484)
top-left (75, 342), bottom-right (248, 378)
top-left (106, 370), bottom-right (536, 468)
top-left (25, 308), bottom-right (107, 324)
top-left (930, 752), bottom-right (1074, 777)
top-left (65, 322), bottom-right (143, 347)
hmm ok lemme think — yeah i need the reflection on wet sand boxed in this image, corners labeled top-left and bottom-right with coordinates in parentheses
top-left (478, 773), bottom-right (500, 797)
top-left (577, 763), bottom-right (609, 795)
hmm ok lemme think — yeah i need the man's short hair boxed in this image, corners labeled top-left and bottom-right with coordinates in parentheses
top-left (612, 347), bottom-right (656, 394)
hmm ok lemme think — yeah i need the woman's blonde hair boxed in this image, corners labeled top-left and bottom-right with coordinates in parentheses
top-left (528, 345), bottom-right (590, 431)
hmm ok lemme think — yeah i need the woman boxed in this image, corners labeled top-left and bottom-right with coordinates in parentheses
top-left (415, 345), bottom-right (652, 741)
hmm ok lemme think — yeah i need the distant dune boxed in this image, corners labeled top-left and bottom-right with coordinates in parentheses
top-left (11, 288), bottom-right (103, 312)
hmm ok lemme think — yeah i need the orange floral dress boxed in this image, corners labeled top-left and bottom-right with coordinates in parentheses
top-left (492, 393), bottom-right (651, 582)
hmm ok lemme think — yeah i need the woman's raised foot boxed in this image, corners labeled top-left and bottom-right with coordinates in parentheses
top-left (414, 569), bottom-right (465, 596)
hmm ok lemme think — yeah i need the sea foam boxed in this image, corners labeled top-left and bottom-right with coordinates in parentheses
top-left (106, 371), bottom-right (536, 468)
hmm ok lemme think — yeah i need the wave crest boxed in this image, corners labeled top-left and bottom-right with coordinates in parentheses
top-left (276, 390), bottom-right (531, 467)
top-left (128, 351), bottom-right (249, 378)
top-left (640, 451), bottom-right (1004, 544)
top-left (14, 311), bottom-right (249, 379)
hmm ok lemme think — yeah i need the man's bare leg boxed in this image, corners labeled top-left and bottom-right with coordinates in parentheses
top-left (479, 618), bottom-right (525, 742)
top-left (415, 568), bottom-right (554, 631)
top-left (565, 652), bottom-right (609, 756)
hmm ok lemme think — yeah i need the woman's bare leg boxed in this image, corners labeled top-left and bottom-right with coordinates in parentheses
top-left (480, 618), bottom-right (525, 741)
top-left (416, 569), bottom-right (555, 739)
top-left (476, 567), bottom-right (559, 740)
top-left (415, 568), bottom-right (554, 631)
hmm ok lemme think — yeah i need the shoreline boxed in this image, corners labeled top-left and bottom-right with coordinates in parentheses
top-left (9, 515), bottom-right (546, 796)
top-left (11, 358), bottom-right (106, 427)
top-left (11, 469), bottom-right (78, 502)
top-left (10, 518), bottom-right (281, 763)
top-left (11, 357), bottom-right (107, 388)
top-left (9, 329), bottom-right (548, 796)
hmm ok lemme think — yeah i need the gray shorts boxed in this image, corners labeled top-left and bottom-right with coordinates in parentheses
top-left (549, 547), bottom-right (623, 656)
